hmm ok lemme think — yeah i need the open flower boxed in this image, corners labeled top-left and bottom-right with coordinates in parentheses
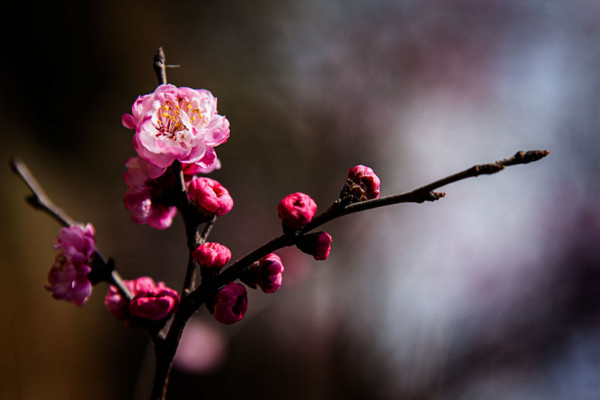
top-left (122, 84), bottom-right (229, 172)
top-left (123, 157), bottom-right (178, 229)
top-left (45, 224), bottom-right (96, 306)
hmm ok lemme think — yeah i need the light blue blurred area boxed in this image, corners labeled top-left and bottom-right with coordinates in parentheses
top-left (2, 0), bottom-right (600, 399)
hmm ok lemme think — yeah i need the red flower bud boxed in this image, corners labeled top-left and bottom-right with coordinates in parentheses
top-left (296, 231), bottom-right (332, 260)
top-left (257, 253), bottom-right (284, 293)
top-left (213, 283), bottom-right (248, 325)
top-left (277, 192), bottom-right (317, 229)
top-left (188, 177), bottom-right (234, 216)
top-left (193, 242), bottom-right (232, 269)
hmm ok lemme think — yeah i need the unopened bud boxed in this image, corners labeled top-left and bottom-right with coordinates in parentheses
top-left (188, 177), bottom-right (234, 216)
top-left (193, 242), bottom-right (232, 269)
top-left (277, 192), bottom-right (317, 229)
top-left (341, 165), bottom-right (381, 202)
top-left (296, 231), bottom-right (332, 260)
top-left (213, 283), bottom-right (248, 325)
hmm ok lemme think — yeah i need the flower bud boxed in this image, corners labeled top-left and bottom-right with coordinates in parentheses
top-left (213, 283), bottom-right (248, 325)
top-left (342, 165), bottom-right (381, 201)
top-left (105, 277), bottom-right (180, 322)
top-left (277, 192), bottom-right (317, 229)
top-left (188, 177), bottom-right (234, 216)
top-left (193, 242), bottom-right (232, 268)
top-left (104, 280), bottom-right (135, 320)
top-left (257, 253), bottom-right (284, 293)
top-left (296, 231), bottom-right (332, 260)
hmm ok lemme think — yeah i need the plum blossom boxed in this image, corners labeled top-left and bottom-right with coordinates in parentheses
top-left (123, 157), bottom-right (178, 229)
top-left (257, 253), bottom-right (284, 293)
top-left (296, 231), bottom-right (332, 260)
top-left (122, 84), bottom-right (229, 173)
top-left (343, 165), bottom-right (381, 201)
top-left (277, 192), bottom-right (317, 229)
top-left (45, 224), bottom-right (96, 306)
top-left (193, 242), bottom-right (232, 269)
top-left (105, 276), bottom-right (180, 322)
top-left (213, 283), bottom-right (248, 325)
top-left (187, 177), bottom-right (234, 216)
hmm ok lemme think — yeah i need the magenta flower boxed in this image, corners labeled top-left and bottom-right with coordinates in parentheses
top-left (123, 157), bottom-right (178, 229)
top-left (45, 224), bottom-right (96, 306)
top-left (105, 277), bottom-right (180, 322)
top-left (296, 231), bottom-right (332, 260)
top-left (46, 256), bottom-right (92, 306)
top-left (257, 253), bottom-right (284, 293)
top-left (54, 223), bottom-right (95, 264)
top-left (193, 242), bottom-right (232, 268)
top-left (213, 283), bottom-right (248, 325)
top-left (122, 84), bottom-right (229, 172)
top-left (187, 177), bottom-right (234, 216)
top-left (346, 165), bottom-right (381, 200)
top-left (277, 192), bottom-right (318, 229)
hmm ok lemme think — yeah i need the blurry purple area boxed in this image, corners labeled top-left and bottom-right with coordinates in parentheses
top-left (1, 1), bottom-right (599, 399)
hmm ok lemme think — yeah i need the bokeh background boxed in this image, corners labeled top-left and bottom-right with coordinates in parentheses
top-left (2, 1), bottom-right (599, 399)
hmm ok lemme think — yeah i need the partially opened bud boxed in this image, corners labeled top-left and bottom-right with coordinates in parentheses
top-left (188, 177), bottom-right (234, 216)
top-left (129, 280), bottom-right (180, 321)
top-left (342, 165), bottom-right (381, 201)
top-left (296, 231), bottom-right (332, 260)
top-left (193, 242), bottom-right (232, 269)
top-left (213, 283), bottom-right (248, 325)
top-left (277, 192), bottom-right (317, 229)
top-left (105, 277), bottom-right (180, 322)
top-left (257, 253), bottom-right (284, 293)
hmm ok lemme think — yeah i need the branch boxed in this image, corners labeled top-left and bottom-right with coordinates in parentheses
top-left (153, 46), bottom-right (180, 86)
top-left (302, 150), bottom-right (550, 230)
top-left (9, 157), bottom-right (132, 300)
top-left (10, 157), bottom-right (78, 228)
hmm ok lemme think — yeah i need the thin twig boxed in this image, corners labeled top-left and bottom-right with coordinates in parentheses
top-left (10, 157), bottom-right (78, 227)
top-left (153, 47), bottom-right (167, 86)
top-left (10, 157), bottom-right (133, 300)
top-left (303, 150), bottom-right (550, 230)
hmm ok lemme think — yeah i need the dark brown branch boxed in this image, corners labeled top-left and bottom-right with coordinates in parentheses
top-left (153, 47), bottom-right (167, 86)
top-left (302, 150), bottom-right (550, 230)
top-left (10, 157), bottom-right (78, 227)
top-left (9, 157), bottom-right (133, 301)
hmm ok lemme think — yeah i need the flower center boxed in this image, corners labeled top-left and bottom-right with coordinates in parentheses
top-left (155, 99), bottom-right (203, 142)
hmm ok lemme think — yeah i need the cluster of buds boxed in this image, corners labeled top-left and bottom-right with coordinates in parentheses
top-left (44, 82), bottom-right (381, 330)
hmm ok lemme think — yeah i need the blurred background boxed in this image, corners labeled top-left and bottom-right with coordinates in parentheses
top-left (1, 0), bottom-right (599, 399)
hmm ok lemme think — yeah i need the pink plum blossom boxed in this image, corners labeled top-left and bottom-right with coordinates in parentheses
top-left (187, 177), bottom-right (234, 216)
top-left (296, 231), bottom-right (332, 260)
top-left (193, 242), bottom-right (232, 269)
top-left (46, 256), bottom-right (92, 306)
top-left (122, 84), bottom-right (229, 172)
top-left (45, 224), bottom-right (96, 306)
top-left (347, 165), bottom-right (381, 200)
top-left (213, 283), bottom-right (248, 325)
top-left (105, 277), bottom-right (180, 322)
top-left (54, 223), bottom-right (95, 264)
top-left (277, 192), bottom-right (317, 229)
top-left (123, 157), bottom-right (178, 229)
top-left (257, 253), bottom-right (284, 293)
